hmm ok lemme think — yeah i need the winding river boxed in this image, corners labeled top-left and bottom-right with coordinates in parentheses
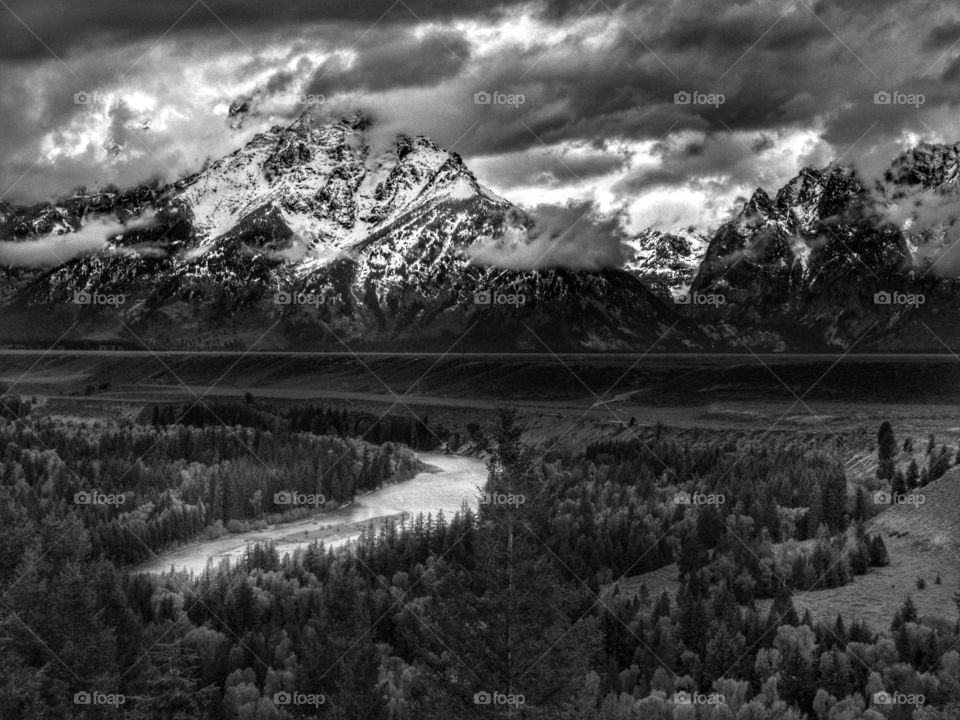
top-left (131, 453), bottom-right (488, 575)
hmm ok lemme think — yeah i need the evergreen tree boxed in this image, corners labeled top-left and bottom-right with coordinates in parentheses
top-left (906, 459), bottom-right (920, 489)
top-left (420, 410), bottom-right (600, 714)
top-left (877, 420), bottom-right (897, 480)
top-left (892, 469), bottom-right (907, 497)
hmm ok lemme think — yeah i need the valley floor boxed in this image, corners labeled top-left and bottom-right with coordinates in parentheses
top-left (6, 352), bottom-right (960, 629)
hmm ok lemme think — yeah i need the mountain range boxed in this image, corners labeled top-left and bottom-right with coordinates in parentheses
top-left (2, 110), bottom-right (960, 352)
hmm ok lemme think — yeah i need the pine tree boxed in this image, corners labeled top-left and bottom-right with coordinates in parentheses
top-left (906, 459), bottom-right (920, 489)
top-left (421, 409), bottom-right (600, 713)
top-left (854, 486), bottom-right (870, 521)
top-left (892, 469), bottom-right (907, 497)
top-left (868, 535), bottom-right (889, 566)
top-left (703, 621), bottom-right (747, 684)
top-left (820, 470), bottom-right (848, 532)
top-left (877, 420), bottom-right (897, 480)
top-left (900, 595), bottom-right (919, 623)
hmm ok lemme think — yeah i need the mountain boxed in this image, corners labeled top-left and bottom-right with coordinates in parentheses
top-left (0, 112), bottom-right (693, 352)
top-left (6, 112), bottom-right (960, 353)
top-left (622, 228), bottom-right (709, 299)
top-left (686, 150), bottom-right (960, 350)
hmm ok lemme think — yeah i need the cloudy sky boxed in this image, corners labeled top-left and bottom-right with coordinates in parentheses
top-left (1, 0), bottom-right (959, 236)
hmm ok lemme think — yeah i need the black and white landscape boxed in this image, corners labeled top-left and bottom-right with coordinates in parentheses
top-left (2, 0), bottom-right (960, 718)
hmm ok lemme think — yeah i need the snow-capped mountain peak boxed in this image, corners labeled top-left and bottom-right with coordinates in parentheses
top-left (174, 111), bottom-right (498, 261)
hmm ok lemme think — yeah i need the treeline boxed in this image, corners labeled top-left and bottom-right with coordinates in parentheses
top-left (0, 386), bottom-right (31, 421)
top-left (533, 436), bottom-right (860, 595)
top-left (148, 399), bottom-right (445, 450)
top-left (0, 416), bottom-right (421, 564)
top-left (1, 411), bottom-right (957, 718)
top-left (1, 411), bottom-right (958, 718)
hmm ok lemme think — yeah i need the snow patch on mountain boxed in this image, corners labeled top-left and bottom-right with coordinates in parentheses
top-left (622, 228), bottom-right (710, 297)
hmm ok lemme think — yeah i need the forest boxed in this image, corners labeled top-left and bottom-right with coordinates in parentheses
top-left (0, 391), bottom-right (957, 719)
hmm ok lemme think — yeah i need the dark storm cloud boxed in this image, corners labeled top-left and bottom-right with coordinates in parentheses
top-left (264, 69), bottom-right (296, 94)
top-left (612, 134), bottom-right (762, 195)
top-left (656, 2), bottom-right (828, 54)
top-left (942, 56), bottom-right (960, 83)
top-left (0, 0), bottom-right (585, 61)
top-left (924, 21), bottom-right (960, 50)
top-left (408, 2), bottom-right (864, 162)
top-left (4, 0), bottom-right (960, 221)
top-left (449, 0), bottom-right (960, 198)
top-left (309, 29), bottom-right (471, 94)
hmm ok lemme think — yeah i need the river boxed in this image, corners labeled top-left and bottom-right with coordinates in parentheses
top-left (130, 453), bottom-right (488, 575)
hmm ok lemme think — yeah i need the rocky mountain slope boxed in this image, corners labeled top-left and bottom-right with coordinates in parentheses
top-left (0, 112), bottom-right (691, 352)
top-left (622, 228), bottom-right (709, 299)
top-left (685, 147), bottom-right (960, 350)
top-left (5, 112), bottom-right (960, 352)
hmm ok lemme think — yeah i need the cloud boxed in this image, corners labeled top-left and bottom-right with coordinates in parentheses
top-left (877, 187), bottom-right (960, 275)
top-left (467, 201), bottom-right (629, 270)
top-left (0, 0), bottom-right (562, 60)
top-left (310, 29), bottom-right (471, 94)
top-left (923, 21), bottom-right (960, 50)
top-left (0, 211), bottom-right (157, 267)
top-left (2, 0), bottom-right (960, 245)
top-left (470, 145), bottom-right (628, 189)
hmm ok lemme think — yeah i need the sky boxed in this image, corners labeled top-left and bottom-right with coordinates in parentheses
top-left (1, 0), bottom-right (959, 238)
